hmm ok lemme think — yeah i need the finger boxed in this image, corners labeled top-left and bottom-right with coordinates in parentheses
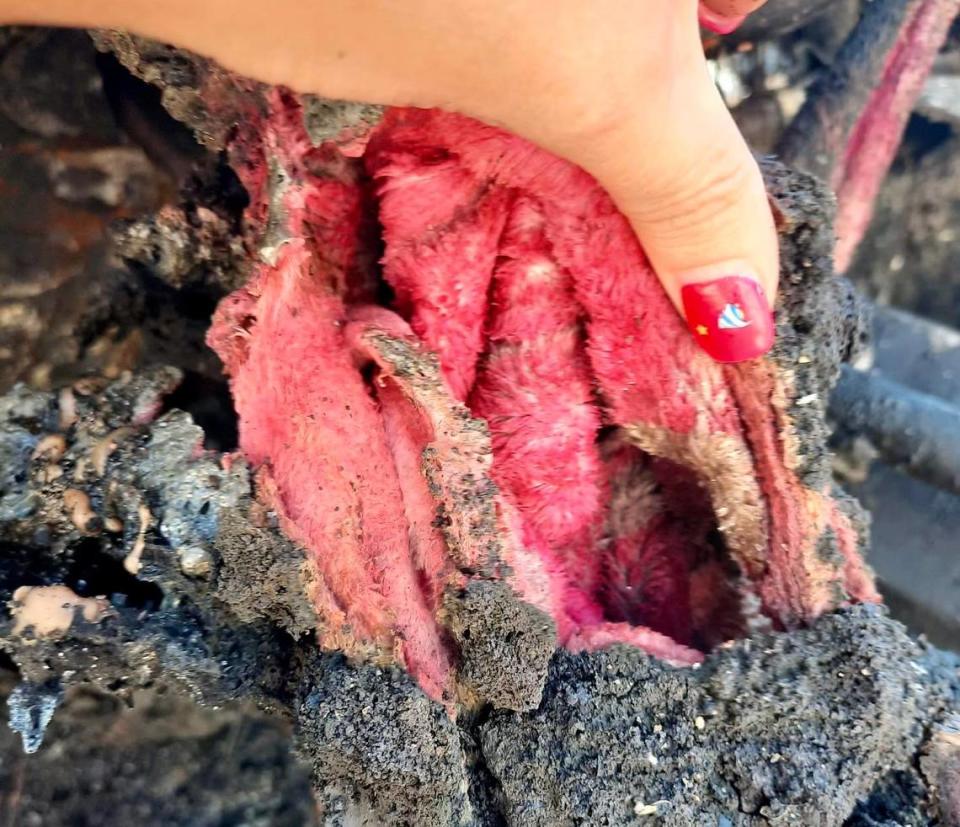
top-left (581, 24), bottom-right (779, 363)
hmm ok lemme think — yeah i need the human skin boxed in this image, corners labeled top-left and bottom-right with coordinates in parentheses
top-left (1, 0), bottom-right (777, 362)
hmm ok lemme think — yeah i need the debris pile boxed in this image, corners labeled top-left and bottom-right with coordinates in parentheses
top-left (202, 90), bottom-right (879, 706)
top-left (0, 14), bottom-right (956, 826)
top-left (0, 367), bottom-right (956, 824)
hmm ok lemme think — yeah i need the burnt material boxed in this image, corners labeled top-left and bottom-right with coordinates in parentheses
top-left (0, 222), bottom-right (951, 827)
top-left (0, 22), bottom-right (956, 827)
top-left (481, 607), bottom-right (939, 826)
top-left (0, 369), bottom-right (294, 711)
top-left (778, 0), bottom-right (960, 270)
top-left (0, 28), bottom-right (169, 390)
top-left (0, 682), bottom-right (318, 827)
top-left (196, 89), bottom-right (878, 711)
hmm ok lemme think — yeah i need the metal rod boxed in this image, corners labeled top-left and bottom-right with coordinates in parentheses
top-left (830, 364), bottom-right (960, 496)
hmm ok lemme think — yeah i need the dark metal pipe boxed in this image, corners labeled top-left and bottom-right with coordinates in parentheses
top-left (830, 364), bottom-right (960, 496)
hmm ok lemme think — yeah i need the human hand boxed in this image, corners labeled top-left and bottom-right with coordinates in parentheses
top-left (8, 0), bottom-right (777, 362)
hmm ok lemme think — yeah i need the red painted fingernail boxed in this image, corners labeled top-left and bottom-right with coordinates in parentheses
top-left (698, 5), bottom-right (747, 35)
top-left (681, 276), bottom-right (774, 363)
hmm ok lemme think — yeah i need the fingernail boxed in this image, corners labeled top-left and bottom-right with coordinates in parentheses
top-left (681, 276), bottom-right (774, 363)
top-left (698, 6), bottom-right (747, 35)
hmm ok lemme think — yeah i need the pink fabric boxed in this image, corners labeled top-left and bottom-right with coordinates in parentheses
top-left (208, 94), bottom-right (877, 702)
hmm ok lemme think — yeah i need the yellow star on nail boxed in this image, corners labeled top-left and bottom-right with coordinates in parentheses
top-left (695, 324), bottom-right (709, 336)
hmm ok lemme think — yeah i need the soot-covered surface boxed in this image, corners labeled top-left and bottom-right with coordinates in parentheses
top-left (482, 607), bottom-right (941, 826)
top-left (111, 24), bottom-right (880, 702)
top-left (0, 366), bottom-right (953, 825)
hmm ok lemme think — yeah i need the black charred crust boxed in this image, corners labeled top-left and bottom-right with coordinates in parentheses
top-left (445, 580), bottom-right (556, 712)
top-left (481, 607), bottom-right (949, 826)
top-left (762, 159), bottom-right (870, 490)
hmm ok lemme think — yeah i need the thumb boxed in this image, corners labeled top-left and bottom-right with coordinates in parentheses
top-left (624, 91), bottom-right (779, 365)
top-left (571, 15), bottom-right (779, 363)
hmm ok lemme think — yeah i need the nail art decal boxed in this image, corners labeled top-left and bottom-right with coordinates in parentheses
top-left (681, 276), bottom-right (774, 363)
top-left (717, 303), bottom-right (751, 330)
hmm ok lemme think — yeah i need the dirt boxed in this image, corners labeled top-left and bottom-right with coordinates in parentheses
top-left (215, 508), bottom-right (319, 637)
top-left (481, 606), bottom-right (955, 826)
top-left (444, 580), bottom-right (557, 712)
top-left (297, 656), bottom-right (472, 826)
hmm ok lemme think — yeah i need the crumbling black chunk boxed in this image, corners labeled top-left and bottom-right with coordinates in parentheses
top-left (481, 607), bottom-right (933, 827)
top-left (301, 97), bottom-right (384, 146)
top-left (216, 507), bottom-right (318, 638)
top-left (296, 655), bottom-right (473, 827)
top-left (763, 159), bottom-right (870, 490)
top-left (90, 31), bottom-right (237, 151)
top-left (445, 580), bottom-right (556, 712)
top-left (0, 419), bottom-right (44, 527)
top-left (0, 370), bottom-right (301, 711)
top-left (138, 407), bottom-right (249, 554)
top-left (113, 204), bottom-right (247, 294)
top-left (93, 30), bottom-right (384, 154)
